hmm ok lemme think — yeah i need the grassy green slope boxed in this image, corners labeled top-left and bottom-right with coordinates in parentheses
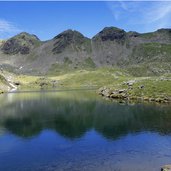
top-left (56, 67), bottom-right (129, 88)
top-left (122, 43), bottom-right (171, 76)
top-left (130, 43), bottom-right (171, 63)
top-left (1, 67), bottom-right (171, 103)
top-left (17, 67), bottom-right (130, 89)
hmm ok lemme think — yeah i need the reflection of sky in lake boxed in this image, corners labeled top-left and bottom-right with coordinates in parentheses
top-left (0, 90), bottom-right (171, 171)
top-left (1, 130), bottom-right (171, 171)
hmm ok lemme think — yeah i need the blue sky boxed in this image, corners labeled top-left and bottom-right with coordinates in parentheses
top-left (0, 1), bottom-right (171, 40)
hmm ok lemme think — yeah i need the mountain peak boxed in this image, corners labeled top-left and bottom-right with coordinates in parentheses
top-left (93, 26), bottom-right (126, 41)
top-left (15, 32), bottom-right (40, 41)
top-left (53, 29), bottom-right (85, 40)
top-left (52, 29), bottom-right (89, 54)
top-left (102, 26), bottom-right (125, 32)
top-left (1, 32), bottom-right (41, 55)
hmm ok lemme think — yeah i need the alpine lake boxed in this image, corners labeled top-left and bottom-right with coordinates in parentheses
top-left (0, 89), bottom-right (171, 171)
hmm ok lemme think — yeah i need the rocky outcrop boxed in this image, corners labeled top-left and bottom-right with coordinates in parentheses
top-left (92, 27), bottom-right (171, 66)
top-left (93, 27), bottom-right (126, 42)
top-left (161, 165), bottom-right (171, 171)
top-left (91, 27), bottom-right (129, 66)
top-left (1, 32), bottom-right (41, 55)
top-left (34, 77), bottom-right (58, 89)
top-left (52, 29), bottom-right (91, 54)
top-left (98, 84), bottom-right (171, 104)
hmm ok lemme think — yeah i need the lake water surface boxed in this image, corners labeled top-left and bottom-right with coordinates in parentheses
top-left (0, 90), bottom-right (171, 171)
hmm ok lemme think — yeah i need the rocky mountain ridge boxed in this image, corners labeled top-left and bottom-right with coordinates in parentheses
top-left (0, 26), bottom-right (171, 75)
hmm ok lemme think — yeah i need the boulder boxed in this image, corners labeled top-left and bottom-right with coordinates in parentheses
top-left (149, 98), bottom-right (155, 101)
top-left (98, 87), bottom-right (104, 94)
top-left (14, 81), bottom-right (20, 86)
top-left (102, 89), bottom-right (113, 97)
top-left (161, 165), bottom-right (171, 171)
top-left (118, 89), bottom-right (126, 93)
top-left (155, 98), bottom-right (163, 103)
top-left (139, 85), bottom-right (145, 89)
top-left (126, 80), bottom-right (136, 86)
top-left (110, 93), bottom-right (119, 99)
top-left (39, 82), bottom-right (48, 87)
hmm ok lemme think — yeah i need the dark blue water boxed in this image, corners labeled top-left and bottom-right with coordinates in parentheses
top-left (0, 90), bottom-right (171, 171)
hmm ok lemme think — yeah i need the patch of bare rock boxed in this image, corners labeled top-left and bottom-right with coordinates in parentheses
top-left (98, 81), bottom-right (171, 104)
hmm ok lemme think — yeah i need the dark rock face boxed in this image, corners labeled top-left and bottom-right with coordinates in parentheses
top-left (2, 39), bottom-right (30, 55)
top-left (91, 27), bottom-right (129, 66)
top-left (53, 29), bottom-right (85, 43)
top-left (93, 27), bottom-right (126, 42)
top-left (20, 46), bottom-right (30, 54)
top-left (1, 32), bottom-right (41, 55)
top-left (52, 30), bottom-right (89, 54)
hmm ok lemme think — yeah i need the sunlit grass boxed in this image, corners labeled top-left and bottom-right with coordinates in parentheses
top-left (0, 67), bottom-right (171, 101)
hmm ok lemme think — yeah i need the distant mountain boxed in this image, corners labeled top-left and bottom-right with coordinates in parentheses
top-left (92, 27), bottom-right (171, 66)
top-left (1, 32), bottom-right (41, 55)
top-left (0, 27), bottom-right (171, 75)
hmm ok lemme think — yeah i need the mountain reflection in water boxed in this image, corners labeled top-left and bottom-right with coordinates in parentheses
top-left (0, 90), bottom-right (170, 140)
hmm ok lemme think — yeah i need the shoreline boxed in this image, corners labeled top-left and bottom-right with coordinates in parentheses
top-left (98, 87), bottom-right (171, 104)
top-left (0, 68), bottom-right (170, 105)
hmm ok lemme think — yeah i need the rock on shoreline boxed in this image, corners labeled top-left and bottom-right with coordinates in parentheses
top-left (161, 165), bottom-right (171, 171)
top-left (0, 90), bottom-right (4, 94)
top-left (98, 87), bottom-right (171, 104)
